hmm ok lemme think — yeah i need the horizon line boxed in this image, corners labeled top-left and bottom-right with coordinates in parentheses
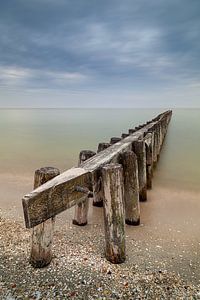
top-left (0, 106), bottom-right (199, 109)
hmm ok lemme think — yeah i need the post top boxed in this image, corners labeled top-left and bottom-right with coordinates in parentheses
top-left (35, 167), bottom-right (60, 176)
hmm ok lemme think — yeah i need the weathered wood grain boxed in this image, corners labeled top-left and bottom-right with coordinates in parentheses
top-left (30, 167), bottom-right (60, 268)
top-left (73, 150), bottom-right (96, 226)
top-left (22, 168), bottom-right (92, 228)
top-left (119, 151), bottom-right (140, 225)
top-left (132, 139), bottom-right (147, 201)
top-left (93, 142), bottom-right (111, 207)
top-left (144, 133), bottom-right (154, 189)
top-left (102, 163), bottom-right (125, 264)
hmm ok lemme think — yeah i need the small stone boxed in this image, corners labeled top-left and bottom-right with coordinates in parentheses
top-left (69, 291), bottom-right (76, 297)
top-left (83, 257), bottom-right (88, 261)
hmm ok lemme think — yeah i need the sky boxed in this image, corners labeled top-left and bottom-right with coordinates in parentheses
top-left (0, 0), bottom-right (200, 108)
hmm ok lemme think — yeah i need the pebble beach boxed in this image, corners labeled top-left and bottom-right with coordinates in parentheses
top-left (1, 205), bottom-right (200, 300)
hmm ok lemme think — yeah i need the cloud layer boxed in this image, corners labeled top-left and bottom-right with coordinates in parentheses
top-left (0, 0), bottom-right (200, 107)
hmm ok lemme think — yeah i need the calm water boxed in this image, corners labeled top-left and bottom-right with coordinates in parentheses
top-left (1, 108), bottom-right (200, 283)
top-left (0, 108), bottom-right (200, 192)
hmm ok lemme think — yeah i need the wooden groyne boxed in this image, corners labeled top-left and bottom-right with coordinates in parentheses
top-left (22, 110), bottom-right (172, 267)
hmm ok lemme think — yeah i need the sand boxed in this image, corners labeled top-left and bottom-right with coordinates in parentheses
top-left (1, 172), bottom-right (200, 299)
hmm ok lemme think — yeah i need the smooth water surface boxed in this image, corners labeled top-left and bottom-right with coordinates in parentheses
top-left (1, 108), bottom-right (200, 283)
top-left (0, 108), bottom-right (199, 191)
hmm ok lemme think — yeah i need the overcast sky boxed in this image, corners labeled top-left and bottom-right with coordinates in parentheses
top-left (0, 0), bottom-right (200, 107)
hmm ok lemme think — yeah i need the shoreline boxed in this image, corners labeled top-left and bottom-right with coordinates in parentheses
top-left (1, 172), bottom-right (200, 298)
top-left (1, 171), bottom-right (200, 220)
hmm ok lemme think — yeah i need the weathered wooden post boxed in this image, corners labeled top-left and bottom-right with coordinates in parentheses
top-left (160, 119), bottom-right (164, 148)
top-left (119, 151), bottom-right (140, 225)
top-left (152, 124), bottom-right (159, 167)
top-left (134, 126), bottom-right (139, 130)
top-left (155, 122), bottom-right (161, 161)
top-left (138, 125), bottom-right (144, 129)
top-left (73, 150), bottom-right (96, 226)
top-left (121, 133), bottom-right (129, 139)
top-left (158, 122), bottom-right (162, 152)
top-left (110, 137), bottom-right (121, 144)
top-left (129, 129), bottom-right (136, 134)
top-left (110, 137), bottom-right (121, 145)
top-left (93, 143), bottom-right (111, 207)
top-left (102, 163), bottom-right (126, 264)
top-left (132, 139), bottom-right (147, 201)
top-left (97, 142), bottom-right (110, 153)
top-left (30, 166), bottom-right (60, 268)
top-left (144, 133), bottom-right (154, 189)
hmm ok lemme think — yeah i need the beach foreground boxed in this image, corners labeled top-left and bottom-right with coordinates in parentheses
top-left (1, 216), bottom-right (200, 300)
top-left (1, 178), bottom-right (200, 300)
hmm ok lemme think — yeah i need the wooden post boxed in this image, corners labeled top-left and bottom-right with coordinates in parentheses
top-left (110, 137), bottom-right (121, 144)
top-left (93, 143), bottom-right (111, 207)
top-left (73, 150), bottom-right (96, 225)
top-left (155, 123), bottom-right (161, 161)
top-left (30, 167), bottom-right (60, 268)
top-left (152, 124), bottom-right (159, 167)
top-left (97, 142), bottom-right (110, 153)
top-left (133, 139), bottom-right (147, 201)
top-left (135, 125), bottom-right (142, 130)
top-left (144, 133), bottom-right (154, 189)
top-left (160, 119), bottom-right (164, 148)
top-left (158, 122), bottom-right (162, 155)
top-left (120, 151), bottom-right (140, 225)
top-left (129, 129), bottom-right (136, 134)
top-left (121, 133), bottom-right (129, 139)
top-left (102, 163), bottom-right (126, 264)
top-left (161, 118), bottom-right (167, 142)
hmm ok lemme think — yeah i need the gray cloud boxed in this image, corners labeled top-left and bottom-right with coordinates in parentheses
top-left (0, 0), bottom-right (200, 106)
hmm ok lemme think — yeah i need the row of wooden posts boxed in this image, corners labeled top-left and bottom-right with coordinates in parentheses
top-left (23, 110), bottom-right (172, 268)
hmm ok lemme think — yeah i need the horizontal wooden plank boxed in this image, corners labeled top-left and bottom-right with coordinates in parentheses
top-left (22, 110), bottom-right (172, 228)
top-left (22, 168), bottom-right (91, 228)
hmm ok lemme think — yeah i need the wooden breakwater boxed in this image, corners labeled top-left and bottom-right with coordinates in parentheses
top-left (22, 110), bottom-right (172, 267)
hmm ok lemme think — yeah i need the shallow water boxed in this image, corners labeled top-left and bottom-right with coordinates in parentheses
top-left (0, 107), bottom-right (199, 218)
top-left (0, 108), bottom-right (199, 188)
top-left (1, 108), bottom-right (200, 283)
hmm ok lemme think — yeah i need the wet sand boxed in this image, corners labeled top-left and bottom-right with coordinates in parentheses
top-left (1, 171), bottom-right (200, 286)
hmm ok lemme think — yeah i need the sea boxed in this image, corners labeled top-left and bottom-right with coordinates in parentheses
top-left (0, 108), bottom-right (200, 216)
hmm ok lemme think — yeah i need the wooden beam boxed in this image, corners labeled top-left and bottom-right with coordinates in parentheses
top-left (22, 168), bottom-right (91, 228)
